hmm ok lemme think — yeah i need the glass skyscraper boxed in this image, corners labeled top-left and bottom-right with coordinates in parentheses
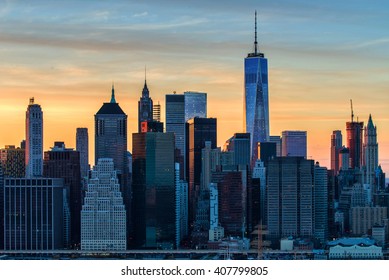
top-left (244, 12), bottom-right (269, 166)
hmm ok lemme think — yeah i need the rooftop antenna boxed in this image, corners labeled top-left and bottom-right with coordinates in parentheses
top-left (350, 99), bottom-right (354, 122)
top-left (254, 10), bottom-right (258, 55)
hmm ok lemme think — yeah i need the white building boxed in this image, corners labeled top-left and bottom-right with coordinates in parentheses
top-left (25, 98), bottom-right (43, 177)
top-left (329, 244), bottom-right (383, 259)
top-left (81, 158), bottom-right (126, 250)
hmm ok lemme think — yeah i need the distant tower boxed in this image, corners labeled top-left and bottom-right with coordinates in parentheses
top-left (153, 102), bottom-right (161, 122)
top-left (76, 128), bottom-right (89, 178)
top-left (331, 130), bottom-right (343, 174)
top-left (188, 117), bottom-right (217, 229)
top-left (95, 85), bottom-right (129, 238)
top-left (346, 101), bottom-right (363, 169)
top-left (81, 158), bottom-right (126, 250)
top-left (244, 11), bottom-right (270, 166)
top-left (267, 157), bottom-right (315, 243)
top-left (138, 73), bottom-right (153, 132)
top-left (25, 97), bottom-right (43, 177)
top-left (43, 142), bottom-right (81, 248)
top-left (281, 131), bottom-right (307, 158)
top-left (364, 114), bottom-right (378, 185)
top-left (184, 91), bottom-right (207, 121)
top-left (132, 132), bottom-right (176, 248)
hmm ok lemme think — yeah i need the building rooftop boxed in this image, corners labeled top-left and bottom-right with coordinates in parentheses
top-left (96, 102), bottom-right (125, 115)
top-left (327, 237), bottom-right (376, 247)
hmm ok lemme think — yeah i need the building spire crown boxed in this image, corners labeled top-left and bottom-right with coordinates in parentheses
top-left (254, 10), bottom-right (258, 55)
top-left (142, 67), bottom-right (149, 98)
top-left (110, 83), bottom-right (116, 103)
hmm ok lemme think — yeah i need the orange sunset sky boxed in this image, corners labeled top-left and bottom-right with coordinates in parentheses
top-left (1, 0), bottom-right (389, 174)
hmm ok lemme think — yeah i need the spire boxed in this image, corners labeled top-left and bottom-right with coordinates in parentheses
top-left (110, 83), bottom-right (116, 103)
top-left (254, 10), bottom-right (258, 55)
top-left (142, 67), bottom-right (149, 98)
top-left (367, 114), bottom-right (375, 130)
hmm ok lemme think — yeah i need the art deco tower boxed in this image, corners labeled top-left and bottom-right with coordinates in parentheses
top-left (138, 75), bottom-right (153, 132)
top-left (244, 11), bottom-right (269, 166)
top-left (364, 114), bottom-right (378, 185)
top-left (25, 97), bottom-right (43, 177)
top-left (95, 86), bottom-right (129, 225)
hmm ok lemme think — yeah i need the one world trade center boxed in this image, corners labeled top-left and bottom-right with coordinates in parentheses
top-left (244, 11), bottom-right (269, 166)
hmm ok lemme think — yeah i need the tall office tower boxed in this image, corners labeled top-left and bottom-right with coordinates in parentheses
top-left (281, 131), bottom-right (307, 158)
top-left (81, 158), bottom-right (126, 250)
top-left (0, 166), bottom-right (3, 250)
top-left (211, 166), bottom-right (249, 237)
top-left (4, 178), bottom-right (64, 250)
top-left (175, 163), bottom-right (188, 248)
top-left (166, 94), bottom-right (186, 179)
top-left (314, 163), bottom-right (328, 246)
top-left (76, 128), bottom-right (89, 178)
top-left (132, 132), bottom-right (175, 248)
top-left (346, 114), bottom-right (364, 169)
top-left (244, 11), bottom-right (270, 166)
top-left (267, 157), bottom-right (314, 245)
top-left (330, 130), bottom-right (343, 174)
top-left (25, 97), bottom-right (43, 177)
top-left (188, 117), bottom-right (217, 229)
top-left (184, 91), bottom-right (207, 121)
top-left (153, 102), bottom-right (161, 122)
top-left (364, 115), bottom-right (378, 185)
top-left (269, 136), bottom-right (282, 156)
top-left (225, 133), bottom-right (251, 166)
top-left (138, 79), bottom-right (153, 132)
top-left (43, 142), bottom-right (81, 248)
top-left (95, 86), bottom-right (129, 235)
top-left (258, 142), bottom-right (276, 165)
top-left (0, 145), bottom-right (25, 177)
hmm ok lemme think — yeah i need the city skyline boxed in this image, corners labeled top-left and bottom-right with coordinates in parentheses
top-left (1, 1), bottom-right (389, 173)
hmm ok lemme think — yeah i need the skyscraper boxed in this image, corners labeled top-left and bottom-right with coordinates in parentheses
top-left (76, 128), bottom-right (89, 178)
top-left (314, 163), bottom-right (328, 245)
top-left (81, 158), bottom-right (126, 250)
top-left (188, 117), bottom-right (217, 228)
top-left (25, 97), bottom-right (43, 177)
top-left (0, 166), bottom-right (3, 250)
top-left (95, 86), bottom-right (129, 239)
top-left (166, 94), bottom-right (186, 179)
top-left (138, 78), bottom-right (153, 132)
top-left (43, 142), bottom-right (81, 248)
top-left (4, 178), bottom-right (64, 250)
top-left (224, 133), bottom-right (251, 166)
top-left (132, 132), bottom-right (176, 248)
top-left (281, 130), bottom-right (307, 158)
top-left (244, 11), bottom-right (269, 166)
top-left (269, 136), bottom-right (282, 157)
top-left (153, 102), bottom-right (161, 122)
top-left (330, 130), bottom-right (342, 174)
top-left (184, 91), bottom-right (207, 121)
top-left (267, 157), bottom-right (314, 245)
top-left (363, 115), bottom-right (378, 185)
top-left (346, 105), bottom-right (364, 169)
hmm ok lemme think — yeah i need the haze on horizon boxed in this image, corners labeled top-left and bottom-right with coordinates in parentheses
top-left (1, 0), bottom-right (389, 173)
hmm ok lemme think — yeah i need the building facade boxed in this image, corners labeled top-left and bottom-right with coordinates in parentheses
top-left (76, 127), bottom-right (89, 179)
top-left (0, 145), bottom-right (25, 178)
top-left (132, 132), bottom-right (176, 249)
top-left (81, 158), bottom-right (126, 250)
top-left (267, 157), bottom-right (314, 245)
top-left (43, 142), bottom-right (81, 248)
top-left (3, 178), bottom-right (64, 250)
top-left (25, 98), bottom-right (43, 177)
top-left (281, 131), bottom-right (307, 158)
top-left (138, 80), bottom-right (153, 132)
top-left (330, 130), bottom-right (342, 174)
top-left (363, 115), bottom-right (378, 185)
